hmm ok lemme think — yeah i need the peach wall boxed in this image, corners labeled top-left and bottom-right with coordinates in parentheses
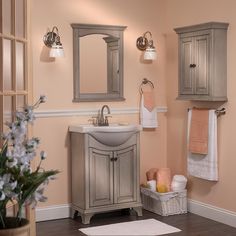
top-left (165, 0), bottom-right (236, 212)
top-left (31, 0), bottom-right (236, 215)
top-left (31, 0), bottom-right (167, 207)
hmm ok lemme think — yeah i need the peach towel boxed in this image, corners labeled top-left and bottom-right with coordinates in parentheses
top-left (189, 108), bottom-right (209, 154)
top-left (143, 91), bottom-right (155, 112)
top-left (146, 168), bottom-right (158, 181)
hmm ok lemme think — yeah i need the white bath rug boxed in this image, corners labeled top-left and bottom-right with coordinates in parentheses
top-left (79, 218), bottom-right (181, 235)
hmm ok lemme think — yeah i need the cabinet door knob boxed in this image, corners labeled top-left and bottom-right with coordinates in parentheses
top-left (190, 64), bottom-right (196, 68)
top-left (114, 157), bottom-right (118, 161)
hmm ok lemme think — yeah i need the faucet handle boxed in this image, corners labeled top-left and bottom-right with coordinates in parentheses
top-left (104, 115), bottom-right (112, 126)
top-left (89, 117), bottom-right (98, 126)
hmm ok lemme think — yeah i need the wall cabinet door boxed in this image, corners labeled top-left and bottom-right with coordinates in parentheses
top-left (179, 37), bottom-right (194, 95)
top-left (194, 34), bottom-right (209, 95)
top-left (89, 148), bottom-right (113, 207)
top-left (114, 146), bottom-right (137, 204)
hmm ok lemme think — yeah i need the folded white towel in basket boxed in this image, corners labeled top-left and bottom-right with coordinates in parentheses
top-left (187, 109), bottom-right (218, 181)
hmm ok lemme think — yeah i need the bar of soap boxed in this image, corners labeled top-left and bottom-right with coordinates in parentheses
top-left (118, 122), bottom-right (129, 126)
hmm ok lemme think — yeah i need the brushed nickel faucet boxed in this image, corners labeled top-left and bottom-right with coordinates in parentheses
top-left (91, 105), bottom-right (111, 126)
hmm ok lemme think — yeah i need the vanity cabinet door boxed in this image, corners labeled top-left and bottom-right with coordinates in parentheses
top-left (113, 145), bottom-right (137, 204)
top-left (89, 148), bottom-right (113, 207)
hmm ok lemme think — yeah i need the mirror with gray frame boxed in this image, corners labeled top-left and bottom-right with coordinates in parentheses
top-left (71, 24), bottom-right (127, 102)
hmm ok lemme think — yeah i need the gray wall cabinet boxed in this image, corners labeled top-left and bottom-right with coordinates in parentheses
top-left (174, 22), bottom-right (229, 101)
top-left (70, 131), bottom-right (142, 224)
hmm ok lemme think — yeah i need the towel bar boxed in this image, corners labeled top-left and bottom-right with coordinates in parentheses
top-left (215, 108), bottom-right (226, 117)
top-left (187, 107), bottom-right (226, 118)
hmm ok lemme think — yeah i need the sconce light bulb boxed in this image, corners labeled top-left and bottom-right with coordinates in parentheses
top-left (144, 47), bottom-right (157, 60)
top-left (49, 42), bottom-right (65, 57)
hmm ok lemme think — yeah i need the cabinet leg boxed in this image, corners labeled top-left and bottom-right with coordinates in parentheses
top-left (121, 208), bottom-right (130, 215)
top-left (133, 206), bottom-right (143, 216)
top-left (73, 210), bottom-right (78, 219)
top-left (70, 209), bottom-right (78, 219)
top-left (81, 213), bottom-right (94, 224)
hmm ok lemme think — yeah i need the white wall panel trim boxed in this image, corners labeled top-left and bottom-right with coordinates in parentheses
top-left (34, 106), bottom-right (168, 118)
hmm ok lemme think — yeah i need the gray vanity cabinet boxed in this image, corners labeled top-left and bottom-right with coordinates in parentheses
top-left (174, 22), bottom-right (229, 101)
top-left (70, 131), bottom-right (142, 224)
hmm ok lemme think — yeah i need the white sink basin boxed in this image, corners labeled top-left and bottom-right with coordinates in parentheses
top-left (69, 124), bottom-right (142, 146)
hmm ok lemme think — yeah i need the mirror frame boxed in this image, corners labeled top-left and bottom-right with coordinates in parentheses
top-left (71, 23), bottom-right (127, 102)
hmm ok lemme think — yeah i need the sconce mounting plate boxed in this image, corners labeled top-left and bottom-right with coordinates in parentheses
top-left (136, 36), bottom-right (148, 51)
top-left (43, 31), bottom-right (57, 48)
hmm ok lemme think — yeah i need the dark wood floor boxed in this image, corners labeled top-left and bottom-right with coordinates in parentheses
top-left (36, 209), bottom-right (236, 236)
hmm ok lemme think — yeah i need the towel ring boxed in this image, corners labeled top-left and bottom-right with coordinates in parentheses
top-left (139, 78), bottom-right (154, 93)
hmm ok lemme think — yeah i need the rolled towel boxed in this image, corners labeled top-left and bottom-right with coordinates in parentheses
top-left (146, 168), bottom-right (158, 181)
top-left (147, 180), bottom-right (157, 191)
top-left (171, 175), bottom-right (187, 191)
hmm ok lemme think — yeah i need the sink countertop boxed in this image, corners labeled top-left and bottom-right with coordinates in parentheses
top-left (69, 123), bottom-right (142, 133)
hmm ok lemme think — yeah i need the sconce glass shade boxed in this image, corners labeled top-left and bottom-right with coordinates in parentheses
top-left (144, 46), bottom-right (157, 60)
top-left (49, 43), bottom-right (65, 57)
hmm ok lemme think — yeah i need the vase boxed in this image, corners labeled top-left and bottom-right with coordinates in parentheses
top-left (0, 218), bottom-right (30, 236)
top-left (157, 168), bottom-right (171, 192)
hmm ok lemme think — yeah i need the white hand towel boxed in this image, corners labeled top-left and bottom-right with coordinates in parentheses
top-left (187, 109), bottom-right (218, 181)
top-left (140, 94), bottom-right (158, 128)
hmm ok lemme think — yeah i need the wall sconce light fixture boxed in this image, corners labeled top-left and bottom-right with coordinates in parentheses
top-left (43, 26), bottom-right (65, 57)
top-left (136, 31), bottom-right (157, 60)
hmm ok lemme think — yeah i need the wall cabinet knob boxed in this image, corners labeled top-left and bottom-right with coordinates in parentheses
top-left (190, 64), bottom-right (196, 68)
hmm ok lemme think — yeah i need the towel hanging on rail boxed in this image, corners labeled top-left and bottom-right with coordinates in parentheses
top-left (187, 109), bottom-right (218, 181)
top-left (140, 78), bottom-right (155, 111)
top-left (189, 108), bottom-right (209, 155)
top-left (139, 78), bottom-right (158, 128)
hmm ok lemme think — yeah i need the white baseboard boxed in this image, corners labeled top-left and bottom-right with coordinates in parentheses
top-left (36, 204), bottom-right (71, 222)
top-left (188, 199), bottom-right (236, 228)
top-left (36, 200), bottom-right (236, 228)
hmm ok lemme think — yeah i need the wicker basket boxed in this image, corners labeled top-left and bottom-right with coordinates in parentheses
top-left (140, 187), bottom-right (187, 216)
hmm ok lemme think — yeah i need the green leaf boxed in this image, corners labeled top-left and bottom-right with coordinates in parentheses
top-left (19, 170), bottom-right (59, 207)
top-left (0, 142), bottom-right (8, 171)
